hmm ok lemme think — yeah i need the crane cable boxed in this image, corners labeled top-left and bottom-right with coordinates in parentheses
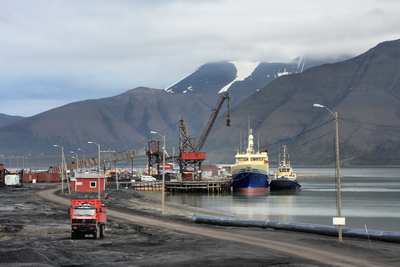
top-left (226, 94), bottom-right (231, 126)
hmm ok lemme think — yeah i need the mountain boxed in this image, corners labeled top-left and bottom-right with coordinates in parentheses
top-left (0, 58), bottom-right (341, 162)
top-left (0, 113), bottom-right (25, 127)
top-left (0, 40), bottom-right (399, 167)
top-left (203, 40), bottom-right (400, 165)
top-left (0, 88), bottom-right (220, 157)
top-left (164, 58), bottom-right (345, 107)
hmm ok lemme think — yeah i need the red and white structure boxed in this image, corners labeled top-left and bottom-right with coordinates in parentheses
top-left (71, 173), bottom-right (106, 192)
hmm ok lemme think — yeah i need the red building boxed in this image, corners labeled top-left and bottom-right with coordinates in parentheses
top-left (24, 173), bottom-right (60, 183)
top-left (71, 173), bottom-right (106, 192)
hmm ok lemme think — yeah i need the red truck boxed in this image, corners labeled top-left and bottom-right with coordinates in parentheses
top-left (70, 199), bottom-right (107, 239)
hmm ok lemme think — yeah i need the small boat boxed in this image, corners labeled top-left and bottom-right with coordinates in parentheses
top-left (231, 129), bottom-right (269, 194)
top-left (270, 145), bottom-right (301, 191)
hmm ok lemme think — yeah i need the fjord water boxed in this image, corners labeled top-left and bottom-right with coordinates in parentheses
top-left (164, 167), bottom-right (400, 232)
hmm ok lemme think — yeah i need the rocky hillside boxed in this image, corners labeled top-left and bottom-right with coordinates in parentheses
top-left (165, 58), bottom-right (343, 108)
top-left (0, 113), bottom-right (25, 127)
top-left (0, 88), bottom-right (218, 156)
top-left (0, 40), bottom-right (399, 166)
top-left (204, 40), bottom-right (400, 165)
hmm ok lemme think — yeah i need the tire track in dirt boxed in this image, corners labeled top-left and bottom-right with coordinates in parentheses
top-left (37, 186), bottom-right (384, 267)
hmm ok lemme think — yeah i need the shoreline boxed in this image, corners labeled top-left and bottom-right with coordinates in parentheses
top-left (296, 174), bottom-right (334, 179)
top-left (3, 183), bottom-right (400, 266)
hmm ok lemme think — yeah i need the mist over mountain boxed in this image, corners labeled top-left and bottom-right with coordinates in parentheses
top-left (0, 40), bottom-right (399, 166)
top-left (164, 58), bottom-right (345, 107)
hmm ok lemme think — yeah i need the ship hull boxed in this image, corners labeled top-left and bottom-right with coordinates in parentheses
top-left (232, 168), bottom-right (269, 194)
top-left (270, 177), bottom-right (301, 191)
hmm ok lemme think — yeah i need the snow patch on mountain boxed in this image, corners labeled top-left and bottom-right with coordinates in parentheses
top-left (218, 61), bottom-right (260, 93)
top-left (183, 85), bottom-right (193, 94)
top-left (277, 69), bottom-right (290, 77)
top-left (165, 68), bottom-right (199, 93)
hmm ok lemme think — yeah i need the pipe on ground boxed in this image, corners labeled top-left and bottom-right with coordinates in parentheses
top-left (192, 214), bottom-right (400, 243)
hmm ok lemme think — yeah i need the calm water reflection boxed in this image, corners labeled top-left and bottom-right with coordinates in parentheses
top-left (156, 168), bottom-right (400, 232)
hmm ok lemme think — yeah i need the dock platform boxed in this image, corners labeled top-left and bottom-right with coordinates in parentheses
top-left (165, 179), bottom-right (232, 193)
top-left (121, 179), bottom-right (232, 193)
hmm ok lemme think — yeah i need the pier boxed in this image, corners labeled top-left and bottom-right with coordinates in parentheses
top-left (165, 179), bottom-right (232, 193)
top-left (123, 179), bottom-right (232, 193)
top-left (127, 181), bottom-right (163, 191)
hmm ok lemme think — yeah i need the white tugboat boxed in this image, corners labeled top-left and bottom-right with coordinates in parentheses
top-left (270, 145), bottom-right (301, 191)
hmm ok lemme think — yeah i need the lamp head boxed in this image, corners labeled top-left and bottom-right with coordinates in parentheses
top-left (150, 131), bottom-right (157, 134)
top-left (88, 141), bottom-right (93, 144)
top-left (313, 103), bottom-right (324, 108)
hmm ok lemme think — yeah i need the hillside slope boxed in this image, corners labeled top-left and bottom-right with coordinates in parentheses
top-left (0, 88), bottom-right (219, 156)
top-left (204, 40), bottom-right (400, 165)
top-left (0, 41), bottom-right (399, 166)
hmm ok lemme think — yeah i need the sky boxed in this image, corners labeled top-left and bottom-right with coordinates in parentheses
top-left (1, 0), bottom-right (400, 117)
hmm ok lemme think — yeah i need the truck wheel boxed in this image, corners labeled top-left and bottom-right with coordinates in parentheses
top-left (71, 232), bottom-right (76, 239)
top-left (94, 229), bottom-right (100, 239)
top-left (100, 224), bottom-right (105, 237)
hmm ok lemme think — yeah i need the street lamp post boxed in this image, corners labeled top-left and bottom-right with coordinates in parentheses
top-left (71, 151), bottom-right (79, 176)
top-left (78, 148), bottom-right (85, 173)
top-left (150, 131), bottom-right (165, 216)
top-left (54, 145), bottom-right (65, 193)
top-left (88, 141), bottom-right (101, 200)
top-left (1, 155), bottom-right (4, 165)
top-left (37, 154), bottom-right (43, 173)
top-left (313, 103), bottom-right (343, 242)
top-left (26, 154), bottom-right (31, 172)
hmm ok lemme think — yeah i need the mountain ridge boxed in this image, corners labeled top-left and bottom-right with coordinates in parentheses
top-left (0, 41), bottom-right (399, 166)
top-left (202, 40), bottom-right (400, 165)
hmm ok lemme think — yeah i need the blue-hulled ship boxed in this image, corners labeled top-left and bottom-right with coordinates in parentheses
top-left (270, 145), bottom-right (301, 191)
top-left (231, 129), bottom-right (269, 194)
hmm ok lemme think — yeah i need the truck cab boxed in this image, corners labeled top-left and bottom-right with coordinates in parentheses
top-left (70, 199), bottom-right (107, 239)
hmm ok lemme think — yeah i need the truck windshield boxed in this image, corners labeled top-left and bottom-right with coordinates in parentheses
top-left (73, 207), bottom-right (95, 216)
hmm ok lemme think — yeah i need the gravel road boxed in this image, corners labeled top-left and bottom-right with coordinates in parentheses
top-left (1, 183), bottom-right (400, 266)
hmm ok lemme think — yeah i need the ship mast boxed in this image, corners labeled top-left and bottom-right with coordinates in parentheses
top-left (282, 145), bottom-right (287, 166)
top-left (247, 129), bottom-right (254, 154)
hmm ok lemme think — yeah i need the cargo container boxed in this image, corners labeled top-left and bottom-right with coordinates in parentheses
top-left (5, 175), bottom-right (20, 186)
top-left (24, 173), bottom-right (38, 183)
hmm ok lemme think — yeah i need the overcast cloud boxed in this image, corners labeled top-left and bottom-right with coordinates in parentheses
top-left (1, 0), bottom-right (400, 116)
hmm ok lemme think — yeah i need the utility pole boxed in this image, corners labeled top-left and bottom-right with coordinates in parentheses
top-left (313, 104), bottom-right (344, 242)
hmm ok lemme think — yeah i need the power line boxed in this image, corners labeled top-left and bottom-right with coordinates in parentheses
top-left (339, 118), bottom-right (400, 128)
top-left (289, 130), bottom-right (335, 150)
top-left (260, 118), bottom-right (334, 150)
top-left (268, 130), bottom-right (335, 158)
top-left (121, 121), bottom-right (181, 152)
top-left (340, 119), bottom-right (400, 137)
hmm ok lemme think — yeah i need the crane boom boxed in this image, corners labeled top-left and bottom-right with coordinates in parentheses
top-left (195, 92), bottom-right (230, 151)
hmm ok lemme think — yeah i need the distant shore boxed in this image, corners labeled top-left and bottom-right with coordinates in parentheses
top-left (296, 174), bottom-right (334, 179)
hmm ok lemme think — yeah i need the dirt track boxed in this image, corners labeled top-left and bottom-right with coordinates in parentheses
top-left (1, 183), bottom-right (400, 266)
